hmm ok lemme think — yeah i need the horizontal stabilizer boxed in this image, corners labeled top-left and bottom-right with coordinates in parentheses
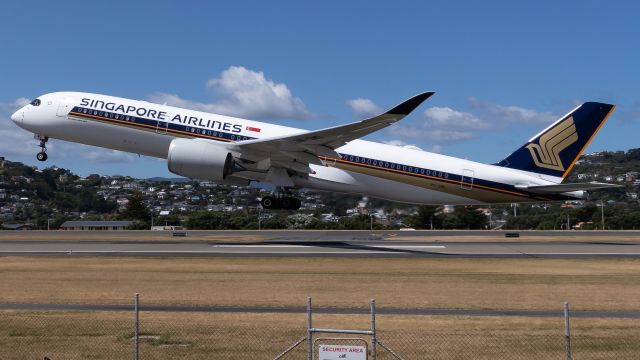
top-left (515, 182), bottom-right (622, 194)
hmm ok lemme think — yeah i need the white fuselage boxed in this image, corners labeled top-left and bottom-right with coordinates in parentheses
top-left (10, 92), bottom-right (580, 205)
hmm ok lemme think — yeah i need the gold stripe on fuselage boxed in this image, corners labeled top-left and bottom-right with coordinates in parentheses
top-left (332, 159), bottom-right (540, 203)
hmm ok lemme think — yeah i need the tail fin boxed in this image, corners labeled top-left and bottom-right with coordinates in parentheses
top-left (496, 102), bottom-right (615, 181)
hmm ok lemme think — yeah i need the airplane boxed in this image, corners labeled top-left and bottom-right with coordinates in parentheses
top-left (10, 91), bottom-right (619, 210)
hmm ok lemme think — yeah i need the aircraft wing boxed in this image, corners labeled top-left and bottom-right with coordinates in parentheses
top-left (230, 92), bottom-right (434, 186)
top-left (515, 182), bottom-right (622, 194)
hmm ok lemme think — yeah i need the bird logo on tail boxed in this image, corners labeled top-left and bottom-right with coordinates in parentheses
top-left (525, 117), bottom-right (578, 171)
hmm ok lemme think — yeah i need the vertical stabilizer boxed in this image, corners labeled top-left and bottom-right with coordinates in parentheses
top-left (496, 102), bottom-right (615, 182)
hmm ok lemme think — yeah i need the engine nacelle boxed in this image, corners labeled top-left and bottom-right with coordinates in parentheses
top-left (167, 138), bottom-right (234, 182)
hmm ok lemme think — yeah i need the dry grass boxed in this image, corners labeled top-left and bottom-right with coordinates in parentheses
top-left (1, 256), bottom-right (639, 358)
top-left (1, 257), bottom-right (640, 312)
top-left (1, 311), bottom-right (638, 359)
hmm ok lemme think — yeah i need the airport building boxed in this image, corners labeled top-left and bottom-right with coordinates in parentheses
top-left (1, 223), bottom-right (35, 230)
top-left (60, 220), bottom-right (133, 231)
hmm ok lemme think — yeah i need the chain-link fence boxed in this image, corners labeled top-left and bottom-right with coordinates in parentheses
top-left (0, 298), bottom-right (639, 359)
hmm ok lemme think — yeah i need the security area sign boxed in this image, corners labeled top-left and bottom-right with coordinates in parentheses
top-left (318, 344), bottom-right (367, 360)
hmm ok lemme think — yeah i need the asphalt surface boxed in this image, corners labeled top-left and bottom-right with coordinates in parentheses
top-left (1, 229), bottom-right (640, 257)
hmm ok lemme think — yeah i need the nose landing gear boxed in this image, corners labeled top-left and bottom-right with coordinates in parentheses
top-left (36, 135), bottom-right (48, 162)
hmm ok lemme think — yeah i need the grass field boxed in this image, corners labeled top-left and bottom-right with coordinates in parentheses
top-left (1, 257), bottom-right (639, 311)
top-left (1, 311), bottom-right (638, 359)
top-left (1, 255), bottom-right (640, 358)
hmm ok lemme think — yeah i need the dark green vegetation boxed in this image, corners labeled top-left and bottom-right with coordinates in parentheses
top-left (2, 148), bottom-right (640, 230)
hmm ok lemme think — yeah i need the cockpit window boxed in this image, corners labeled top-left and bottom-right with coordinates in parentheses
top-left (30, 99), bottom-right (41, 106)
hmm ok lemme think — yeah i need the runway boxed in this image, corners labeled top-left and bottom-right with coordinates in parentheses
top-left (1, 235), bottom-right (640, 257)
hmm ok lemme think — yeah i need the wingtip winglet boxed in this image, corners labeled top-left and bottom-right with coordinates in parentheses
top-left (386, 91), bottom-right (435, 115)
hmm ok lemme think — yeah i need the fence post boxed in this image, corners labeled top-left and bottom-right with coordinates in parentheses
top-left (134, 293), bottom-right (140, 360)
top-left (307, 297), bottom-right (313, 360)
top-left (370, 299), bottom-right (377, 360)
top-left (564, 302), bottom-right (572, 360)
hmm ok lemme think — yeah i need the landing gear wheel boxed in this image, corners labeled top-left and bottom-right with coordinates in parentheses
top-left (291, 198), bottom-right (301, 210)
top-left (281, 197), bottom-right (292, 210)
top-left (35, 135), bottom-right (49, 162)
top-left (280, 197), bottom-right (302, 210)
top-left (261, 196), bottom-right (277, 209)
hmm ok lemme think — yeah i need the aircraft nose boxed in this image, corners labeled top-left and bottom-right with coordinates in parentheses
top-left (11, 109), bottom-right (23, 123)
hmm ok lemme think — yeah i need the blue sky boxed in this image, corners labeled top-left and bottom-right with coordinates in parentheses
top-left (1, 1), bottom-right (639, 178)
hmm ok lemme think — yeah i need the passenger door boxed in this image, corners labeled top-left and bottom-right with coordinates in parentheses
top-left (461, 169), bottom-right (474, 190)
top-left (56, 99), bottom-right (70, 117)
top-left (156, 112), bottom-right (170, 134)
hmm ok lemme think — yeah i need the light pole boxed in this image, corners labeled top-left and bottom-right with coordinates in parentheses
top-left (600, 199), bottom-right (605, 230)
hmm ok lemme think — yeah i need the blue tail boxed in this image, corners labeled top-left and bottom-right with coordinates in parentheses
top-left (496, 102), bottom-right (615, 180)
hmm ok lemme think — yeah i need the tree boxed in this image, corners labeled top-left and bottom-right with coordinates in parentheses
top-left (406, 206), bottom-right (440, 229)
top-left (118, 192), bottom-right (150, 223)
top-left (441, 206), bottom-right (488, 230)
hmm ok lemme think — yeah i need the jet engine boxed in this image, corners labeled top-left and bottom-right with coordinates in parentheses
top-left (167, 138), bottom-right (237, 182)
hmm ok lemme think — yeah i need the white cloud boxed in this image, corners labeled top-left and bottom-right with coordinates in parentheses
top-left (80, 149), bottom-right (136, 164)
top-left (0, 99), bottom-right (40, 159)
top-left (423, 106), bottom-right (489, 130)
top-left (385, 106), bottom-right (482, 146)
top-left (364, 96), bottom-right (560, 148)
top-left (383, 139), bottom-right (423, 151)
top-left (149, 66), bottom-right (313, 121)
top-left (346, 98), bottom-right (383, 118)
top-left (468, 97), bottom-right (557, 126)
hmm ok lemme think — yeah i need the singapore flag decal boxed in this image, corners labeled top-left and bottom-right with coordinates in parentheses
top-left (246, 126), bottom-right (261, 133)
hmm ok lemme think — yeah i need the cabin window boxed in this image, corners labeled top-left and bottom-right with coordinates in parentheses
top-left (367, 159), bottom-right (371, 165)
top-left (373, 160), bottom-right (378, 166)
top-left (408, 167), bottom-right (413, 172)
top-left (420, 169), bottom-right (425, 174)
top-left (30, 99), bottom-right (41, 106)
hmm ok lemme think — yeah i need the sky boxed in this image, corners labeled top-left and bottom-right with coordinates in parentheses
top-left (1, 1), bottom-right (639, 178)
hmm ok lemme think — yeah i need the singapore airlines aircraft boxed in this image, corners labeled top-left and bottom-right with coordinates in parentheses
top-left (10, 91), bottom-right (618, 210)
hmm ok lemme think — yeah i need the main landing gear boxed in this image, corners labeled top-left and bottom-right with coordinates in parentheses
top-left (36, 135), bottom-right (48, 162)
top-left (260, 188), bottom-right (302, 210)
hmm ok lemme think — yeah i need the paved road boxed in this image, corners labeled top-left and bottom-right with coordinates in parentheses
top-left (1, 238), bottom-right (640, 257)
top-left (4, 229), bottom-right (640, 242)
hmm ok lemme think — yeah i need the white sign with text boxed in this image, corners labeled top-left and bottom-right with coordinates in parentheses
top-left (318, 344), bottom-right (367, 360)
